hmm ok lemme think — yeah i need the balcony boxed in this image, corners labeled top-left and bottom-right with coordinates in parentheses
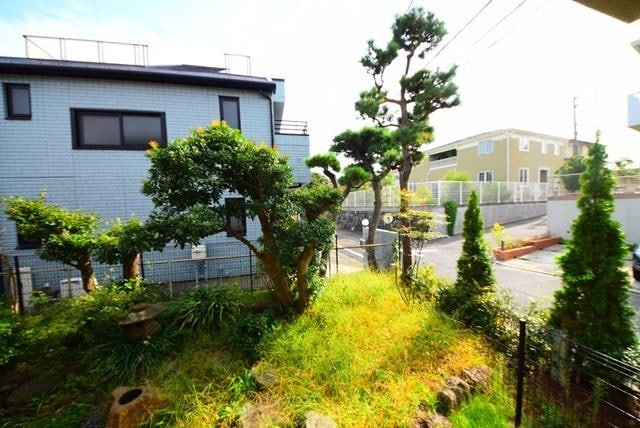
top-left (429, 156), bottom-right (457, 170)
top-left (275, 120), bottom-right (308, 136)
top-left (629, 92), bottom-right (640, 132)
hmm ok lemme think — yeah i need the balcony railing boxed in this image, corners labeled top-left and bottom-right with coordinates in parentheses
top-left (429, 156), bottom-right (457, 169)
top-left (275, 120), bottom-right (308, 136)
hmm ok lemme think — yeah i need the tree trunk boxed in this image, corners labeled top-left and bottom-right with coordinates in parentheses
top-left (399, 165), bottom-right (413, 281)
top-left (122, 253), bottom-right (141, 281)
top-left (78, 255), bottom-right (97, 293)
top-left (294, 246), bottom-right (315, 313)
top-left (260, 250), bottom-right (296, 309)
top-left (366, 176), bottom-right (383, 270)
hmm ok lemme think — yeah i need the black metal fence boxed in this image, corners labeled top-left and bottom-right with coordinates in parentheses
top-left (459, 311), bottom-right (640, 427)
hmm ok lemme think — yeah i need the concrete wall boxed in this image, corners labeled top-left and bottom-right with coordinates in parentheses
top-left (548, 195), bottom-right (640, 244)
top-left (339, 202), bottom-right (547, 236)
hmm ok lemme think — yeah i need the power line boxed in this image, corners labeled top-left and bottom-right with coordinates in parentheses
top-left (426, 0), bottom-right (495, 67)
top-left (468, 0), bottom-right (530, 49)
top-left (406, 0), bottom-right (414, 13)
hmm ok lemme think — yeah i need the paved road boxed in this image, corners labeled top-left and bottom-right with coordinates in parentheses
top-left (338, 216), bottom-right (640, 326)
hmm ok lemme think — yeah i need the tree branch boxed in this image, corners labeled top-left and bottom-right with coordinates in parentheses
top-left (225, 225), bottom-right (259, 255)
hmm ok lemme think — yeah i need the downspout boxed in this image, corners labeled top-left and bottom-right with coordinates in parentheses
top-left (258, 90), bottom-right (275, 148)
top-left (506, 131), bottom-right (510, 182)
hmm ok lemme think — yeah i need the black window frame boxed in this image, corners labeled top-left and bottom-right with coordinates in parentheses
top-left (219, 96), bottom-right (241, 130)
top-left (70, 108), bottom-right (167, 150)
top-left (225, 197), bottom-right (247, 237)
top-left (16, 232), bottom-right (42, 250)
top-left (4, 83), bottom-right (32, 120)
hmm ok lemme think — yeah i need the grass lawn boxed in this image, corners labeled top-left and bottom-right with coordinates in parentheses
top-left (148, 271), bottom-right (507, 426)
top-left (2, 271), bottom-right (512, 427)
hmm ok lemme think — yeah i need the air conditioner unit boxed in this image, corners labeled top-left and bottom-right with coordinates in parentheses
top-left (59, 277), bottom-right (84, 298)
top-left (19, 266), bottom-right (33, 307)
top-left (191, 244), bottom-right (207, 260)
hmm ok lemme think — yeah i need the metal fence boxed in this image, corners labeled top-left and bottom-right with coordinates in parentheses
top-left (343, 180), bottom-right (550, 208)
top-left (456, 311), bottom-right (640, 427)
top-left (549, 173), bottom-right (640, 198)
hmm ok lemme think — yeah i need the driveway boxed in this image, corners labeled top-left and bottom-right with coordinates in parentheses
top-left (338, 216), bottom-right (640, 327)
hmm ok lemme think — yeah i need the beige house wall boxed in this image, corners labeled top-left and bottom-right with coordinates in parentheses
top-left (456, 138), bottom-right (509, 181)
top-left (508, 137), bottom-right (565, 183)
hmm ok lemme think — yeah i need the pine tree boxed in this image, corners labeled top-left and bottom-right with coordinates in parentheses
top-left (456, 190), bottom-right (495, 297)
top-left (437, 190), bottom-right (496, 329)
top-left (550, 141), bottom-right (636, 358)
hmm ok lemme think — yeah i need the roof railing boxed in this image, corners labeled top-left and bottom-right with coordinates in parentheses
top-left (23, 35), bottom-right (149, 66)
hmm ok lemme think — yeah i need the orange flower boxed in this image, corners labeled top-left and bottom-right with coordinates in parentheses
top-left (148, 140), bottom-right (159, 149)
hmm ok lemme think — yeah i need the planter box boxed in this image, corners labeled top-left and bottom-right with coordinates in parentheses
top-left (527, 236), bottom-right (562, 250)
top-left (493, 245), bottom-right (536, 261)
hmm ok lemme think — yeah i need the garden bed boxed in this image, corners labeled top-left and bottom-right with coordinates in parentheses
top-left (493, 236), bottom-right (561, 261)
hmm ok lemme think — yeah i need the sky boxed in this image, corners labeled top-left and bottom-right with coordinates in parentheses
top-left (1, 0), bottom-right (639, 163)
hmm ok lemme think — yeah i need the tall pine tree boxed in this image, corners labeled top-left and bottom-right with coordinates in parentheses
top-left (438, 190), bottom-right (496, 330)
top-left (550, 140), bottom-right (636, 358)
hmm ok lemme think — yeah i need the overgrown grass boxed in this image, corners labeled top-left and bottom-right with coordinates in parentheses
top-left (150, 271), bottom-right (495, 426)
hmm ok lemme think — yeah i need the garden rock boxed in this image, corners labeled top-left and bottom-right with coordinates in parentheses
top-left (436, 388), bottom-right (457, 415)
top-left (461, 365), bottom-right (491, 392)
top-left (6, 372), bottom-right (64, 407)
top-left (424, 413), bottom-right (451, 428)
top-left (106, 386), bottom-right (167, 428)
top-left (444, 376), bottom-right (470, 403)
top-left (239, 401), bottom-right (282, 428)
top-left (253, 368), bottom-right (278, 390)
top-left (304, 411), bottom-right (336, 428)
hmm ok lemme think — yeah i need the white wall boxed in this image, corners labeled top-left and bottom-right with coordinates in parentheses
top-left (548, 196), bottom-right (640, 244)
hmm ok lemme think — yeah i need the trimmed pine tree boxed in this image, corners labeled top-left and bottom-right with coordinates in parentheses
top-left (549, 140), bottom-right (636, 358)
top-left (438, 190), bottom-right (496, 330)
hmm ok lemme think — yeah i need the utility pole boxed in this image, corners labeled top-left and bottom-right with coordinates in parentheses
top-left (572, 96), bottom-right (579, 156)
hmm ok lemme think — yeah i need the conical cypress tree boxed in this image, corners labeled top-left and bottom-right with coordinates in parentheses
top-left (550, 140), bottom-right (636, 358)
top-left (456, 190), bottom-right (495, 297)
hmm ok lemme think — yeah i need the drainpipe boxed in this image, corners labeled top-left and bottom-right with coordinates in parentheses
top-left (258, 90), bottom-right (275, 148)
top-left (506, 131), bottom-right (511, 183)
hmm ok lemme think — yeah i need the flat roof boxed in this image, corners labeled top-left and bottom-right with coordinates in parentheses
top-left (0, 56), bottom-right (276, 92)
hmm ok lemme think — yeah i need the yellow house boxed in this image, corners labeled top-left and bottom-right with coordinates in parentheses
top-left (411, 129), bottom-right (593, 184)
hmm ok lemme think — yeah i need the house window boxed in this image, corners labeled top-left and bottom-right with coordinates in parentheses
top-left (477, 140), bottom-right (493, 155)
top-left (4, 83), bottom-right (31, 120)
top-left (519, 139), bottom-right (530, 152)
top-left (225, 197), bottom-right (246, 236)
top-left (540, 141), bottom-right (547, 154)
top-left (478, 171), bottom-right (493, 182)
top-left (539, 168), bottom-right (549, 183)
top-left (220, 96), bottom-right (241, 129)
top-left (553, 143), bottom-right (560, 156)
top-left (17, 233), bottom-right (41, 250)
top-left (519, 168), bottom-right (529, 183)
top-left (71, 109), bottom-right (166, 150)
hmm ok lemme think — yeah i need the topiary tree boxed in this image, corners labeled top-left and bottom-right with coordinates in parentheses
top-left (442, 199), bottom-right (458, 236)
top-left (437, 190), bottom-right (495, 330)
top-left (549, 139), bottom-right (636, 358)
top-left (94, 218), bottom-right (167, 281)
top-left (143, 121), bottom-right (342, 314)
top-left (4, 194), bottom-right (101, 292)
top-left (442, 170), bottom-right (471, 182)
top-left (331, 127), bottom-right (401, 269)
top-left (555, 155), bottom-right (586, 193)
top-left (356, 7), bottom-right (460, 280)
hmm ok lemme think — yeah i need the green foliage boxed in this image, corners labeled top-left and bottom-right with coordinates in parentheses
top-left (555, 155), bottom-right (586, 192)
top-left (231, 310), bottom-right (280, 360)
top-left (400, 265), bottom-right (452, 304)
top-left (490, 223), bottom-right (513, 249)
top-left (83, 323), bottom-right (183, 385)
top-left (170, 285), bottom-right (247, 334)
top-left (550, 140), bottom-right (636, 358)
top-left (305, 153), bottom-right (341, 173)
top-left (0, 304), bottom-right (23, 369)
top-left (143, 121), bottom-right (342, 313)
top-left (442, 170), bottom-right (471, 182)
top-left (442, 199), bottom-right (458, 236)
top-left (438, 191), bottom-right (496, 331)
top-left (449, 394), bottom-right (511, 427)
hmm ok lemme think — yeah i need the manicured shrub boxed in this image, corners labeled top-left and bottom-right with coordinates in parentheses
top-left (231, 310), bottom-right (280, 360)
top-left (442, 200), bottom-right (458, 236)
top-left (171, 285), bottom-right (247, 334)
